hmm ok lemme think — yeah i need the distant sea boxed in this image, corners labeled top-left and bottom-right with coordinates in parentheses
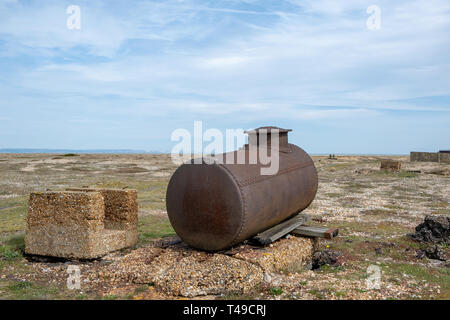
top-left (0, 148), bottom-right (165, 154)
top-left (311, 153), bottom-right (409, 156)
top-left (0, 149), bottom-right (407, 156)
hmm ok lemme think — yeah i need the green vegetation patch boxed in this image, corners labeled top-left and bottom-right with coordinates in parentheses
top-left (308, 288), bottom-right (326, 299)
top-left (324, 192), bottom-right (342, 198)
top-left (4, 280), bottom-right (59, 300)
top-left (0, 234), bottom-right (25, 277)
top-left (93, 179), bottom-right (169, 211)
top-left (138, 215), bottom-right (175, 244)
top-left (339, 220), bottom-right (409, 237)
top-left (343, 182), bottom-right (374, 193)
top-left (61, 153), bottom-right (79, 157)
top-left (360, 208), bottom-right (398, 217)
top-left (0, 196), bottom-right (28, 233)
top-left (398, 171), bottom-right (418, 178)
top-left (382, 263), bottom-right (450, 299)
top-left (0, 234), bottom-right (24, 261)
top-left (373, 170), bottom-right (417, 179)
top-left (137, 179), bottom-right (169, 211)
top-left (269, 287), bottom-right (283, 296)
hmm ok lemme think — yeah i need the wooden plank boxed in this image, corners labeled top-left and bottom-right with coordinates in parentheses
top-left (252, 214), bottom-right (310, 245)
top-left (291, 225), bottom-right (339, 239)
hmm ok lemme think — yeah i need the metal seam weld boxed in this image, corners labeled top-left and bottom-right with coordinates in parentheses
top-left (236, 160), bottom-right (314, 187)
top-left (219, 164), bottom-right (247, 248)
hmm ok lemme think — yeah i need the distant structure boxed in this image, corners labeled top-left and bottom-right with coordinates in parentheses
top-left (328, 154), bottom-right (337, 160)
top-left (380, 159), bottom-right (401, 171)
top-left (410, 150), bottom-right (450, 163)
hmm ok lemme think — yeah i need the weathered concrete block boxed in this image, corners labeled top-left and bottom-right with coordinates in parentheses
top-left (103, 236), bottom-right (316, 297)
top-left (66, 188), bottom-right (138, 247)
top-left (380, 159), bottom-right (401, 171)
top-left (410, 152), bottom-right (450, 163)
top-left (439, 152), bottom-right (450, 163)
top-left (410, 152), bottom-right (439, 162)
top-left (25, 190), bottom-right (138, 259)
top-left (233, 236), bottom-right (317, 274)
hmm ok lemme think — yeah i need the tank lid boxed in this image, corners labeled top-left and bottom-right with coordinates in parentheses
top-left (244, 126), bottom-right (292, 134)
top-left (244, 126), bottom-right (292, 153)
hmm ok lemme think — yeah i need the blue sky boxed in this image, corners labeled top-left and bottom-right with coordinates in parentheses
top-left (0, 0), bottom-right (449, 154)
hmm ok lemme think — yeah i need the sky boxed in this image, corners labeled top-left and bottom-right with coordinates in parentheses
top-left (0, 0), bottom-right (449, 154)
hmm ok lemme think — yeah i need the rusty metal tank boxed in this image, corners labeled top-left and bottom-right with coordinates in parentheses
top-left (166, 126), bottom-right (318, 251)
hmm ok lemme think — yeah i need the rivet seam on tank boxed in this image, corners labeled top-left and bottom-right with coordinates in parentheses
top-left (219, 164), bottom-right (248, 248)
top-left (234, 160), bottom-right (315, 188)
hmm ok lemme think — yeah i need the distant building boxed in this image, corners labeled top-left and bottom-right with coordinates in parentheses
top-left (411, 151), bottom-right (450, 163)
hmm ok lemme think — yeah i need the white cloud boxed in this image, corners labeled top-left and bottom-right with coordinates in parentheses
top-left (202, 56), bottom-right (251, 68)
top-left (1, 0), bottom-right (450, 122)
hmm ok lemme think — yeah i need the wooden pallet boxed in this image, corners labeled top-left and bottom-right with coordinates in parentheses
top-left (291, 225), bottom-right (339, 239)
top-left (252, 214), bottom-right (339, 245)
top-left (252, 214), bottom-right (311, 245)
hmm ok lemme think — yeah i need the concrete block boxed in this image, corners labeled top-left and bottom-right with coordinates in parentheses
top-left (410, 152), bottom-right (439, 162)
top-left (66, 188), bottom-right (138, 247)
top-left (25, 190), bottom-right (138, 259)
top-left (380, 159), bottom-right (401, 171)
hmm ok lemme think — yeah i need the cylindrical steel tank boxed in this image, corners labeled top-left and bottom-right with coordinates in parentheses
top-left (166, 126), bottom-right (318, 251)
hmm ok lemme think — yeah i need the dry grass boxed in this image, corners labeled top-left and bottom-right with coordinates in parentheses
top-left (0, 153), bottom-right (448, 300)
